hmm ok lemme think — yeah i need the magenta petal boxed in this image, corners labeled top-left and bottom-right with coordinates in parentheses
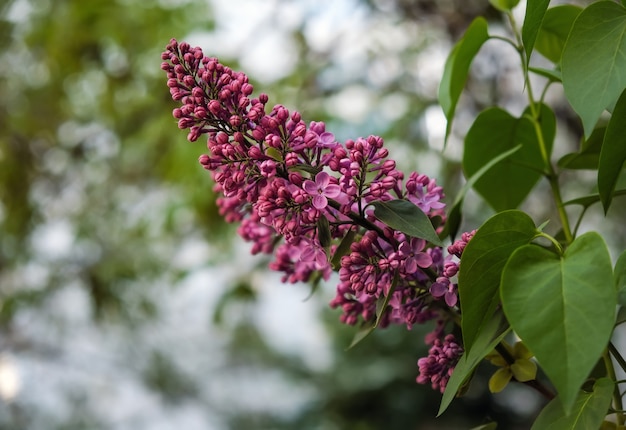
top-left (300, 246), bottom-right (315, 262)
top-left (445, 291), bottom-right (458, 307)
top-left (315, 171), bottom-right (330, 188)
top-left (319, 132), bottom-right (335, 146)
top-left (405, 259), bottom-right (417, 274)
top-left (312, 194), bottom-right (328, 210)
top-left (324, 184), bottom-right (341, 198)
top-left (398, 241), bottom-right (410, 254)
top-left (415, 253), bottom-right (433, 268)
top-left (303, 180), bottom-right (318, 194)
top-left (430, 283), bottom-right (446, 298)
top-left (315, 249), bottom-right (328, 269)
top-left (411, 238), bottom-right (426, 251)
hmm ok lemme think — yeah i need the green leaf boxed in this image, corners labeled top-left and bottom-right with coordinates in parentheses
top-left (317, 216), bottom-right (331, 250)
top-left (529, 66), bottom-right (562, 82)
top-left (599, 88), bottom-right (626, 213)
top-left (564, 189), bottom-right (626, 208)
top-left (535, 5), bottom-right (583, 63)
top-left (616, 306), bottom-right (626, 327)
top-left (439, 17), bottom-right (489, 143)
top-left (558, 127), bottom-right (606, 170)
top-left (522, 0), bottom-right (551, 64)
top-left (440, 145), bottom-right (522, 240)
top-left (265, 146), bottom-right (284, 162)
top-left (615, 250), bottom-right (626, 306)
top-left (562, 1), bottom-right (626, 138)
top-left (489, 0), bottom-right (519, 12)
top-left (331, 228), bottom-right (356, 270)
top-left (346, 320), bottom-right (376, 350)
top-left (438, 308), bottom-right (510, 416)
top-left (458, 210), bottom-right (537, 353)
top-left (531, 378), bottom-right (614, 429)
top-left (501, 232), bottom-right (616, 413)
top-left (375, 270), bottom-right (399, 328)
top-left (371, 200), bottom-right (443, 246)
top-left (463, 105), bottom-right (555, 212)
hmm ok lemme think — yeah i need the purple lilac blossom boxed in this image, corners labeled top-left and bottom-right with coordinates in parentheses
top-left (416, 334), bottom-right (464, 393)
top-left (303, 171), bottom-right (341, 210)
top-left (162, 38), bottom-right (473, 392)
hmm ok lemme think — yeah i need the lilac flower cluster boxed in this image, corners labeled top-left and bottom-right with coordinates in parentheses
top-left (161, 39), bottom-right (471, 392)
top-left (417, 334), bottom-right (464, 393)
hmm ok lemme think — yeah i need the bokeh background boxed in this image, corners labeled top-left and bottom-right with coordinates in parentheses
top-left (0, 0), bottom-right (617, 429)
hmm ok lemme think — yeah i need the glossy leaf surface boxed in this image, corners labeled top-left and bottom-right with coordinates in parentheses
top-left (562, 1), bottom-right (626, 137)
top-left (501, 233), bottom-right (616, 413)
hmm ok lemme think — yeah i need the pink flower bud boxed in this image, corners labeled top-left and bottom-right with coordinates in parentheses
top-left (252, 128), bottom-right (266, 141)
top-left (241, 83), bottom-right (254, 96)
top-left (194, 107), bottom-right (207, 119)
top-left (219, 89), bottom-right (231, 101)
top-left (229, 115), bottom-right (242, 127)
top-left (208, 100), bottom-right (221, 115)
top-left (233, 132), bottom-right (245, 144)
top-left (248, 146), bottom-right (263, 159)
top-left (216, 132), bottom-right (229, 145)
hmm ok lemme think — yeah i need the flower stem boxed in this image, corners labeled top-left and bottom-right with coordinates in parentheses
top-left (605, 346), bottom-right (625, 426)
top-left (507, 12), bottom-right (574, 245)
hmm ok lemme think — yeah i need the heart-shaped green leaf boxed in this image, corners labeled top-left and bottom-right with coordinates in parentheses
top-left (501, 232), bottom-right (616, 413)
top-left (439, 17), bottom-right (489, 143)
top-left (598, 88), bottom-right (626, 213)
top-left (463, 105), bottom-right (555, 212)
top-left (531, 378), bottom-right (614, 429)
top-left (562, 1), bottom-right (626, 138)
top-left (458, 210), bottom-right (537, 353)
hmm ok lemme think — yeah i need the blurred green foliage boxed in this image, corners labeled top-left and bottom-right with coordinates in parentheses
top-left (0, 0), bottom-right (225, 323)
top-left (0, 0), bottom-right (546, 429)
